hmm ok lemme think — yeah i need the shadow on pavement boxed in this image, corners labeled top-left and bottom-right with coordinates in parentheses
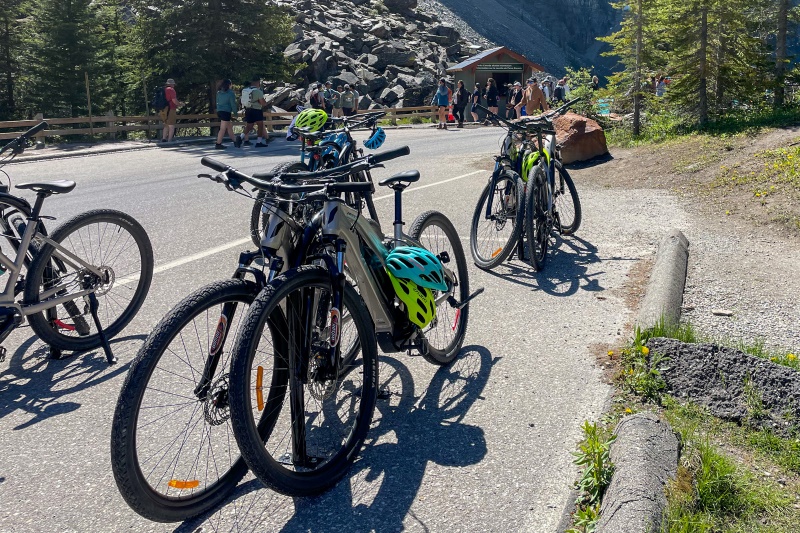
top-left (176, 345), bottom-right (498, 532)
top-left (0, 334), bottom-right (145, 429)
top-left (485, 234), bottom-right (608, 296)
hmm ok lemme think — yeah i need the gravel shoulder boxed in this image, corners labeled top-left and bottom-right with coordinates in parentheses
top-left (571, 125), bottom-right (800, 353)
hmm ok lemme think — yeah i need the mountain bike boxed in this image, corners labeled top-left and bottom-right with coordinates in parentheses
top-left (226, 158), bottom-right (483, 498)
top-left (248, 111), bottom-right (387, 246)
top-left (0, 122), bottom-right (153, 364)
top-left (469, 101), bottom-right (581, 271)
top-left (111, 147), bottom-right (409, 522)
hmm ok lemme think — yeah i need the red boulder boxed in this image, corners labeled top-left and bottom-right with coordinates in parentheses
top-left (554, 112), bottom-right (609, 164)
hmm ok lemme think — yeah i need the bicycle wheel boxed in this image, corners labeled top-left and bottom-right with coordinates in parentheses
top-left (249, 161), bottom-right (308, 246)
top-left (524, 166), bottom-right (549, 272)
top-left (553, 161), bottom-right (582, 236)
top-left (409, 211), bottom-right (470, 365)
top-left (469, 170), bottom-right (524, 270)
top-left (24, 209), bottom-right (154, 351)
top-left (229, 265), bottom-right (378, 497)
top-left (111, 279), bottom-right (256, 522)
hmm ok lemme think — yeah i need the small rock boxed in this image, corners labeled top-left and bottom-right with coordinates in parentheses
top-left (712, 309), bottom-right (734, 317)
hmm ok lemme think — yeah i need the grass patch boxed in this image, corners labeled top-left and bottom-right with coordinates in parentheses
top-left (661, 396), bottom-right (800, 532)
top-left (714, 142), bottom-right (800, 194)
top-left (567, 420), bottom-right (617, 533)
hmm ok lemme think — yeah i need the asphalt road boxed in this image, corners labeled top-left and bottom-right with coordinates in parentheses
top-left (0, 127), bottom-right (681, 532)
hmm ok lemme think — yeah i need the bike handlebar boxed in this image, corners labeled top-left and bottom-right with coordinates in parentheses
top-left (0, 121), bottom-right (49, 156)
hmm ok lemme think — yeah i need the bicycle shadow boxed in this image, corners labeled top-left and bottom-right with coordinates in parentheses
top-left (485, 234), bottom-right (606, 297)
top-left (177, 345), bottom-right (499, 532)
top-left (0, 333), bottom-right (145, 429)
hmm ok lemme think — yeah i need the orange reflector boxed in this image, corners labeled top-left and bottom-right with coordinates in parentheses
top-left (168, 479), bottom-right (199, 490)
top-left (491, 247), bottom-right (503, 258)
top-left (256, 366), bottom-right (264, 411)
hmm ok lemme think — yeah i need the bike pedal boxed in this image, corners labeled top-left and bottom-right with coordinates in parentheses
top-left (448, 287), bottom-right (485, 310)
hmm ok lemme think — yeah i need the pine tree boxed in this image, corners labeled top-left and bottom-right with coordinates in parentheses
top-left (0, 0), bottom-right (27, 120)
top-left (23, 0), bottom-right (105, 117)
top-left (132, 0), bottom-right (294, 112)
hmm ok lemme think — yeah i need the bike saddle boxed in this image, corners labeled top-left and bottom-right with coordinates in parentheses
top-left (16, 180), bottom-right (76, 195)
top-left (379, 170), bottom-right (420, 187)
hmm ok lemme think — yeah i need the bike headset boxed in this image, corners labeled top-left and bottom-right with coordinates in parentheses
top-left (385, 246), bottom-right (448, 291)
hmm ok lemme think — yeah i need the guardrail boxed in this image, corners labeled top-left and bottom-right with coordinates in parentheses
top-left (0, 106), bottom-right (438, 141)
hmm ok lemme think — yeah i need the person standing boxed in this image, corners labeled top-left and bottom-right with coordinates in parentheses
top-left (470, 83), bottom-right (481, 122)
top-left (508, 81), bottom-right (523, 119)
top-left (214, 79), bottom-right (237, 149)
top-left (516, 77), bottom-right (549, 117)
top-left (431, 78), bottom-right (450, 129)
top-left (452, 80), bottom-right (469, 128)
top-left (484, 78), bottom-right (498, 124)
top-left (160, 78), bottom-right (182, 142)
top-left (340, 84), bottom-right (357, 116)
top-left (238, 79), bottom-right (268, 147)
top-left (332, 85), bottom-right (345, 117)
top-left (541, 80), bottom-right (551, 102)
top-left (591, 76), bottom-right (600, 91)
top-left (323, 81), bottom-right (337, 115)
top-left (656, 76), bottom-right (667, 97)
top-left (553, 79), bottom-right (567, 104)
top-left (308, 83), bottom-right (325, 109)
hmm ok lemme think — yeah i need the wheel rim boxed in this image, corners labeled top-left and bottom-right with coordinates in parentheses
top-left (244, 281), bottom-right (366, 475)
top-left (472, 176), bottom-right (519, 262)
top-left (133, 295), bottom-right (251, 501)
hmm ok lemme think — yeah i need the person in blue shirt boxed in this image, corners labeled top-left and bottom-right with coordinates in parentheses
top-left (215, 79), bottom-right (237, 149)
top-left (431, 78), bottom-right (451, 129)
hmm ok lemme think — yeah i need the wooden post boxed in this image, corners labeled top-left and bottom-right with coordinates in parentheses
top-left (143, 75), bottom-right (152, 140)
top-left (85, 71), bottom-right (94, 136)
top-left (34, 113), bottom-right (45, 147)
top-left (106, 110), bottom-right (116, 140)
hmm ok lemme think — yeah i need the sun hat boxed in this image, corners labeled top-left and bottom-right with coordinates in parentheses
top-left (165, 78), bottom-right (176, 86)
top-left (513, 81), bottom-right (521, 86)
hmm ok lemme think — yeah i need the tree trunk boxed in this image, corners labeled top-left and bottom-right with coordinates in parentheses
top-left (633, 0), bottom-right (643, 137)
top-left (2, 14), bottom-right (13, 118)
top-left (716, 17), bottom-right (726, 112)
top-left (698, 2), bottom-right (708, 127)
top-left (774, 0), bottom-right (789, 108)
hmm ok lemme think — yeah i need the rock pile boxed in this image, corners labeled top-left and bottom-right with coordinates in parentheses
top-left (270, 0), bottom-right (485, 112)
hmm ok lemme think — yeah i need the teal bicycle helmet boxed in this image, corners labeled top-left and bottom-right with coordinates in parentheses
top-left (363, 128), bottom-right (386, 150)
top-left (385, 246), bottom-right (448, 292)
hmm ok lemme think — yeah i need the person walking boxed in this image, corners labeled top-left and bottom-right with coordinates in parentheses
top-left (452, 80), bottom-right (469, 128)
top-left (340, 84), bottom-right (357, 116)
top-left (323, 81), bottom-right (337, 115)
top-left (332, 85), bottom-right (345, 117)
top-left (214, 79), bottom-right (237, 149)
top-left (516, 77), bottom-right (549, 117)
top-left (238, 78), bottom-right (268, 147)
top-left (431, 78), bottom-right (450, 129)
top-left (483, 78), bottom-right (498, 124)
top-left (160, 78), bottom-right (182, 142)
top-left (470, 82), bottom-right (481, 122)
top-left (656, 76), bottom-right (667, 97)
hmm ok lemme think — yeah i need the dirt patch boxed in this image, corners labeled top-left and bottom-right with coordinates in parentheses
top-left (648, 338), bottom-right (800, 436)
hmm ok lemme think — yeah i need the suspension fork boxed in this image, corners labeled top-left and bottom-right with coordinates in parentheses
top-left (484, 161), bottom-right (503, 219)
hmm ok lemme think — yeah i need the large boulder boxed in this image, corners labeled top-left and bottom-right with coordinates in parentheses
top-left (309, 49), bottom-right (336, 81)
top-left (264, 86), bottom-right (293, 107)
top-left (383, 0), bottom-right (417, 13)
top-left (554, 112), bottom-right (609, 164)
top-left (330, 70), bottom-right (359, 87)
top-left (373, 43), bottom-right (416, 70)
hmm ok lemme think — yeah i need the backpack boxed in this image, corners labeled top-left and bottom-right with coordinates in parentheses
top-left (241, 87), bottom-right (259, 109)
top-left (554, 85), bottom-right (565, 101)
top-left (151, 87), bottom-right (167, 111)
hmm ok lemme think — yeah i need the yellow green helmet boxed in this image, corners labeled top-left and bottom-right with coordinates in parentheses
top-left (294, 108), bottom-right (328, 132)
top-left (387, 272), bottom-right (436, 329)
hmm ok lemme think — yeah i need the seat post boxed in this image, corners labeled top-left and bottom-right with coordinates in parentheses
top-left (29, 192), bottom-right (48, 220)
top-left (392, 184), bottom-right (406, 243)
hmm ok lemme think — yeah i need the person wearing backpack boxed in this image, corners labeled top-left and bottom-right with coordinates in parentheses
top-left (323, 81), bottom-right (338, 115)
top-left (237, 79), bottom-right (269, 148)
top-left (340, 85), bottom-right (357, 117)
top-left (214, 79), bottom-right (237, 149)
top-left (157, 78), bottom-right (181, 142)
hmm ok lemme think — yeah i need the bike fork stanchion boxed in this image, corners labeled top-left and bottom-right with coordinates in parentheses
top-left (87, 292), bottom-right (116, 364)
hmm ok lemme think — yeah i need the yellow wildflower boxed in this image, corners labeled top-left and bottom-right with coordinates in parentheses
top-left (642, 346), bottom-right (650, 356)
top-left (625, 408), bottom-right (633, 414)
top-left (607, 350), bottom-right (614, 357)
top-left (788, 353), bottom-right (797, 362)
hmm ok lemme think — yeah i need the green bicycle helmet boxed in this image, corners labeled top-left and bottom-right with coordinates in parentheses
top-left (387, 272), bottom-right (437, 328)
top-left (294, 108), bottom-right (328, 132)
top-left (385, 246), bottom-right (448, 292)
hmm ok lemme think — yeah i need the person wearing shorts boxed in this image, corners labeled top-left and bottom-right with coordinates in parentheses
top-left (484, 78), bottom-right (498, 125)
top-left (160, 78), bottom-right (181, 142)
top-left (214, 78), bottom-right (237, 149)
top-left (340, 85), bottom-right (357, 117)
top-left (239, 79), bottom-right (268, 147)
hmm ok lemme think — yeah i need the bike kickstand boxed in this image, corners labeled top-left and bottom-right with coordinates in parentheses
top-left (87, 292), bottom-right (116, 364)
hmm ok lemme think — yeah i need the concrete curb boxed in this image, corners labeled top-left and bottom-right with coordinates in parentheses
top-left (636, 229), bottom-right (689, 330)
top-left (596, 412), bottom-right (679, 533)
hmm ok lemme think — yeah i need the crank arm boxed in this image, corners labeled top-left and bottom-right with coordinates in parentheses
top-left (447, 287), bottom-right (485, 310)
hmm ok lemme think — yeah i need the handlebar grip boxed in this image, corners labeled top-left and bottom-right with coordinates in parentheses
top-left (371, 146), bottom-right (410, 164)
top-left (24, 121), bottom-right (48, 138)
top-left (200, 157), bottom-right (230, 172)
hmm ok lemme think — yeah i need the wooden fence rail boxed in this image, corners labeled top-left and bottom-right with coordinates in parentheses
top-left (0, 106), bottom-right (438, 141)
